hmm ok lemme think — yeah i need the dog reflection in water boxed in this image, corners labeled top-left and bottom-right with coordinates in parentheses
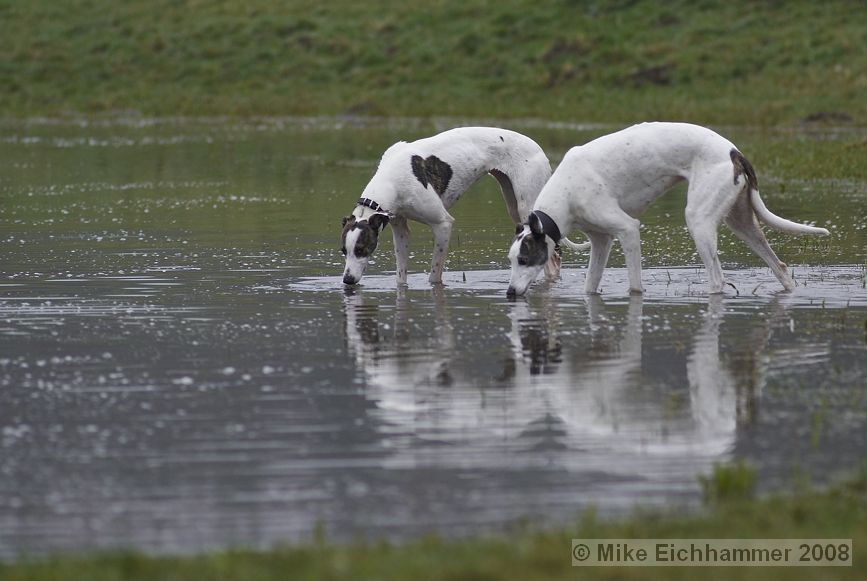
top-left (341, 291), bottom-right (796, 458)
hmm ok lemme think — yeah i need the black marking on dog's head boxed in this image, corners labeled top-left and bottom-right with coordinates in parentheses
top-left (411, 155), bottom-right (453, 197)
top-left (730, 149), bottom-right (758, 191)
top-left (515, 220), bottom-right (549, 268)
top-left (340, 214), bottom-right (389, 258)
top-left (344, 222), bottom-right (378, 258)
top-left (340, 215), bottom-right (356, 253)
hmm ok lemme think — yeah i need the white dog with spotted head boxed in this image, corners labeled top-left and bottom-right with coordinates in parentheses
top-left (341, 126), bottom-right (565, 286)
top-left (507, 122), bottom-right (830, 297)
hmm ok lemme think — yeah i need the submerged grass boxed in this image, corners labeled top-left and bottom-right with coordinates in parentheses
top-left (1, 0), bottom-right (866, 124)
top-left (2, 466), bottom-right (866, 580)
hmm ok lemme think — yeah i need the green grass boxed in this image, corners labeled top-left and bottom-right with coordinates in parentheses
top-left (1, 0), bottom-right (866, 124)
top-left (2, 466), bottom-right (866, 580)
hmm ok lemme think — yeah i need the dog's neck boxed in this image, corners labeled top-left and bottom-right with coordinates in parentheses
top-left (533, 198), bottom-right (571, 242)
top-left (353, 205), bottom-right (381, 221)
top-left (353, 196), bottom-right (392, 221)
top-left (354, 181), bottom-right (397, 221)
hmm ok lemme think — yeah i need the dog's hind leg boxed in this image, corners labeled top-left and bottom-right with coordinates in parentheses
top-left (685, 176), bottom-right (739, 294)
top-left (489, 169), bottom-right (522, 223)
top-left (725, 190), bottom-right (795, 291)
top-left (494, 152), bottom-right (552, 224)
top-left (584, 232), bottom-right (614, 294)
top-left (685, 213), bottom-right (725, 294)
top-left (391, 216), bottom-right (411, 285)
top-left (429, 214), bottom-right (455, 284)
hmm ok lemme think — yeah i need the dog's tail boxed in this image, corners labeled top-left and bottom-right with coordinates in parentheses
top-left (750, 189), bottom-right (829, 237)
top-left (561, 236), bottom-right (591, 251)
top-left (731, 149), bottom-right (829, 237)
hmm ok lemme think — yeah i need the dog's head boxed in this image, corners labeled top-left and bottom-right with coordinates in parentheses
top-left (507, 212), bottom-right (555, 297)
top-left (340, 213), bottom-right (390, 285)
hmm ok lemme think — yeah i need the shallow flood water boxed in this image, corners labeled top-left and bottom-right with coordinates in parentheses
top-left (0, 117), bottom-right (865, 557)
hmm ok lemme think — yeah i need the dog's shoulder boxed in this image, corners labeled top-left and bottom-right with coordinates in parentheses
top-left (380, 140), bottom-right (409, 161)
top-left (372, 141), bottom-right (412, 176)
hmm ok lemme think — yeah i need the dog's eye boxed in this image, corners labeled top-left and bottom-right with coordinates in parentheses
top-left (517, 257), bottom-right (529, 266)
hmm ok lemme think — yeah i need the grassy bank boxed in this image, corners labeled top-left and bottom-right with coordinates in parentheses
top-left (2, 466), bottom-right (866, 580)
top-left (1, 0), bottom-right (865, 124)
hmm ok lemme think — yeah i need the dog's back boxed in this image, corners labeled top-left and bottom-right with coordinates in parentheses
top-left (370, 127), bottom-right (551, 220)
top-left (566, 122), bottom-right (734, 180)
top-left (550, 123), bottom-right (736, 217)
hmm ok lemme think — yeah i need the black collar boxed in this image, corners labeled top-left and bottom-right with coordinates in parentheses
top-left (357, 197), bottom-right (391, 215)
top-left (533, 210), bottom-right (562, 243)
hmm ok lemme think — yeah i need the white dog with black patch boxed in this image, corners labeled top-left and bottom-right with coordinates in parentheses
top-left (507, 122), bottom-right (830, 296)
top-left (340, 127), bottom-right (575, 286)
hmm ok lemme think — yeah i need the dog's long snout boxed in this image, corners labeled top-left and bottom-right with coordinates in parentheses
top-left (343, 272), bottom-right (358, 285)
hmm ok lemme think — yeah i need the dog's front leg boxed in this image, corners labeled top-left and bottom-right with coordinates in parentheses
top-left (391, 216), bottom-right (411, 285)
top-left (428, 215), bottom-right (454, 284)
top-left (584, 233), bottom-right (614, 294)
top-left (616, 220), bottom-right (644, 294)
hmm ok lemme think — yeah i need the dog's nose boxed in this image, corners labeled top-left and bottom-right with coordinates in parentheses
top-left (506, 286), bottom-right (517, 298)
top-left (343, 273), bottom-right (358, 285)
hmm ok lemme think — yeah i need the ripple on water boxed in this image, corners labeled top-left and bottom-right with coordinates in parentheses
top-left (289, 265), bottom-right (867, 308)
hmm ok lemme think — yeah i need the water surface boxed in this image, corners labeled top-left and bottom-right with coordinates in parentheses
top-left (0, 117), bottom-right (865, 557)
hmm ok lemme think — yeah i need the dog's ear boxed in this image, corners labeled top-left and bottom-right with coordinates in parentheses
top-left (528, 212), bottom-right (544, 238)
top-left (368, 213), bottom-right (390, 232)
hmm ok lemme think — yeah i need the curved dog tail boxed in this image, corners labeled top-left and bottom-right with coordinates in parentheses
top-left (749, 189), bottom-right (830, 236)
top-left (731, 149), bottom-right (829, 237)
top-left (561, 236), bottom-right (591, 251)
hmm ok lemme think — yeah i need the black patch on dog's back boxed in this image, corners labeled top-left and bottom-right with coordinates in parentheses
top-left (411, 155), bottom-right (453, 196)
top-left (730, 149), bottom-right (758, 191)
